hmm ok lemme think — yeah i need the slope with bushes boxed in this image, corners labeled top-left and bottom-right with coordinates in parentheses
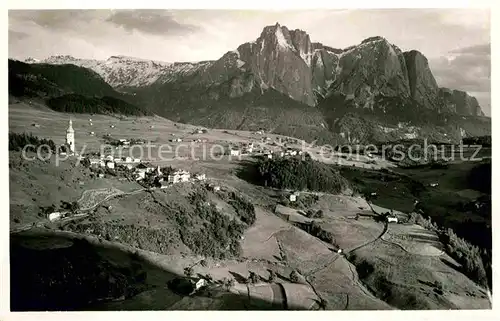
top-left (253, 157), bottom-right (350, 194)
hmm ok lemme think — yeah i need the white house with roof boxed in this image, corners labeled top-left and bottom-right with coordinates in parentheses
top-left (246, 143), bottom-right (254, 153)
top-left (387, 216), bottom-right (398, 223)
top-left (230, 149), bottom-right (241, 156)
top-left (168, 170), bottom-right (191, 184)
top-left (89, 158), bottom-right (100, 167)
top-left (135, 171), bottom-right (146, 181)
top-left (194, 278), bottom-right (206, 290)
top-left (47, 212), bottom-right (62, 221)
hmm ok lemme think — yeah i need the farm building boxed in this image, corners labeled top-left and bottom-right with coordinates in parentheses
top-left (193, 278), bottom-right (206, 291)
top-left (208, 184), bottom-right (221, 192)
top-left (274, 205), bottom-right (313, 224)
top-left (168, 170), bottom-right (191, 184)
top-left (386, 216), bottom-right (398, 223)
top-left (89, 158), bottom-right (100, 166)
top-left (195, 173), bottom-right (206, 181)
top-left (47, 212), bottom-right (62, 221)
top-left (136, 163), bottom-right (156, 173)
top-left (135, 171), bottom-right (146, 181)
top-left (289, 194), bottom-right (297, 202)
top-left (106, 162), bottom-right (115, 169)
top-left (230, 149), bottom-right (241, 156)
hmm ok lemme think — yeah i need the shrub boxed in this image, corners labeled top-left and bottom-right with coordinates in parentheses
top-left (227, 192), bottom-right (256, 225)
top-left (248, 271), bottom-right (259, 284)
top-left (310, 222), bottom-right (335, 244)
top-left (290, 270), bottom-right (300, 283)
top-left (305, 209), bottom-right (324, 218)
top-left (409, 212), bottom-right (489, 288)
top-left (183, 267), bottom-right (193, 277)
top-left (442, 228), bottom-right (488, 288)
top-left (268, 270), bottom-right (276, 283)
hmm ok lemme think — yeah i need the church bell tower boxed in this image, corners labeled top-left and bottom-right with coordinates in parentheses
top-left (66, 119), bottom-right (75, 153)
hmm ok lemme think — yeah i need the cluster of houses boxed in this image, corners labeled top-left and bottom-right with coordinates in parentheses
top-left (227, 140), bottom-right (303, 160)
top-left (88, 155), bottom-right (141, 170)
top-left (154, 169), bottom-right (206, 189)
top-left (262, 148), bottom-right (303, 160)
top-left (84, 154), bottom-right (207, 186)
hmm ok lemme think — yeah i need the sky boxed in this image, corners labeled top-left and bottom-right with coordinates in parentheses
top-left (8, 9), bottom-right (491, 115)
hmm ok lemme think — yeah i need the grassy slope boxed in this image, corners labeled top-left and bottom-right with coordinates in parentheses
top-left (340, 161), bottom-right (492, 250)
top-left (9, 152), bottom-right (142, 227)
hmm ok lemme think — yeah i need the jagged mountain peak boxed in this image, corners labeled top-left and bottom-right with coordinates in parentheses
top-left (106, 55), bottom-right (172, 66)
top-left (28, 23), bottom-right (485, 118)
top-left (360, 35), bottom-right (388, 44)
top-left (43, 54), bottom-right (80, 63)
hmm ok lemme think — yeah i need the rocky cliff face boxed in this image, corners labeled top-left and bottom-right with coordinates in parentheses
top-left (440, 88), bottom-right (485, 116)
top-left (30, 23), bottom-right (486, 117)
top-left (404, 50), bottom-right (439, 109)
top-left (327, 37), bottom-right (411, 110)
top-left (236, 23), bottom-right (315, 105)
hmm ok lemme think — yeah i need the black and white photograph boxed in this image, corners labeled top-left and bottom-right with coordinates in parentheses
top-left (4, 3), bottom-right (494, 314)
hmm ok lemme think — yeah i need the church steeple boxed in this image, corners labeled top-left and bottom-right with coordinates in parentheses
top-left (66, 118), bottom-right (75, 153)
top-left (67, 119), bottom-right (74, 133)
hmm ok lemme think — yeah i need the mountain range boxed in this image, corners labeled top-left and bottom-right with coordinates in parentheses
top-left (14, 23), bottom-right (490, 144)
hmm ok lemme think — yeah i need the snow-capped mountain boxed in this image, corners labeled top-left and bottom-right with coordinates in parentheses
top-left (31, 54), bottom-right (212, 89)
top-left (28, 22), bottom-right (485, 120)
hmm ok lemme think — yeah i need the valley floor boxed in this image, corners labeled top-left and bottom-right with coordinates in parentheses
top-left (9, 103), bottom-right (491, 310)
